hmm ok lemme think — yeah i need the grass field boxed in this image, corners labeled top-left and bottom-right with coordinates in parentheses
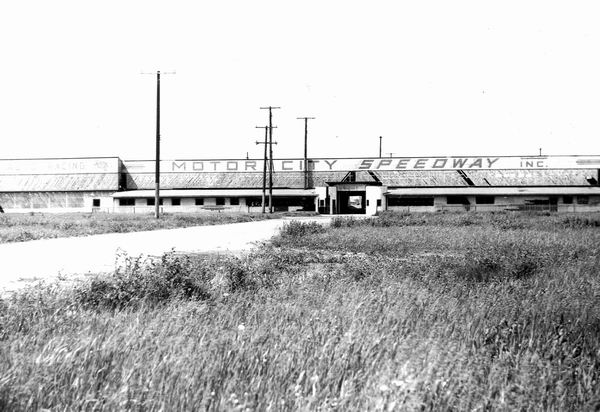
top-left (1, 211), bottom-right (599, 410)
top-left (0, 212), bottom-right (281, 244)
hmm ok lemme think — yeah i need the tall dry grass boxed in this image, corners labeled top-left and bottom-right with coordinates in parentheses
top-left (1, 212), bottom-right (599, 410)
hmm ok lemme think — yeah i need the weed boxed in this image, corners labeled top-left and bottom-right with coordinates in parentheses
top-left (75, 252), bottom-right (214, 309)
top-left (279, 220), bottom-right (326, 237)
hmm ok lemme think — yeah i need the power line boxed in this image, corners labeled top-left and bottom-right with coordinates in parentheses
top-left (297, 117), bottom-right (315, 189)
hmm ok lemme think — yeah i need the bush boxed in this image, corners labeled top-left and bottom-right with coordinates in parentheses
top-left (75, 252), bottom-right (212, 309)
top-left (280, 220), bottom-right (326, 237)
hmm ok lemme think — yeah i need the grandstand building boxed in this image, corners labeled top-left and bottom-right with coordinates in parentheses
top-left (1, 155), bottom-right (599, 214)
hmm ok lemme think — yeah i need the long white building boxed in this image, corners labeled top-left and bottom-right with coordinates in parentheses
top-left (1, 155), bottom-right (599, 214)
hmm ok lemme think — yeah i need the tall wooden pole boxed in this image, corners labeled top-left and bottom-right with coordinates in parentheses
top-left (155, 71), bottom-right (161, 219)
top-left (263, 126), bottom-right (268, 213)
top-left (260, 106), bottom-right (280, 213)
top-left (143, 70), bottom-right (174, 218)
top-left (297, 117), bottom-right (315, 189)
top-left (268, 109), bottom-right (273, 213)
top-left (256, 126), bottom-right (278, 214)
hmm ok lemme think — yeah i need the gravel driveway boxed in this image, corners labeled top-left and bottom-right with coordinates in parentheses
top-left (0, 216), bottom-right (334, 295)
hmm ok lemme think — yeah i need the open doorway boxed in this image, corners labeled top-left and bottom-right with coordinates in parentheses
top-left (338, 191), bottom-right (366, 214)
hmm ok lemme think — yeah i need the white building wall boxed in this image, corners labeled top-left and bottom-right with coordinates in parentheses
top-left (366, 186), bottom-right (384, 216)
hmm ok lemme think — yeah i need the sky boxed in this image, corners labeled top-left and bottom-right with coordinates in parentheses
top-left (1, 1), bottom-right (599, 161)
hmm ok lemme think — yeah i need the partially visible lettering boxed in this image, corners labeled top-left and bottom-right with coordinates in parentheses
top-left (377, 159), bottom-right (392, 169)
top-left (172, 161), bottom-right (186, 171)
top-left (395, 159), bottom-right (409, 169)
top-left (486, 157), bottom-right (499, 168)
top-left (414, 159), bottom-right (427, 169)
top-left (452, 158), bottom-right (468, 168)
top-left (432, 158), bottom-right (447, 169)
top-left (282, 160), bottom-right (293, 171)
top-left (324, 159), bottom-right (338, 170)
top-left (468, 159), bottom-right (483, 168)
top-left (359, 160), bottom-right (373, 169)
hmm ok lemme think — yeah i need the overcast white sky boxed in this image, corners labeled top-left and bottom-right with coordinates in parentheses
top-left (1, 1), bottom-right (599, 160)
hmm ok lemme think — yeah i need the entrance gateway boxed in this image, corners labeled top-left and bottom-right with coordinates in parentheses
top-left (320, 172), bottom-right (384, 215)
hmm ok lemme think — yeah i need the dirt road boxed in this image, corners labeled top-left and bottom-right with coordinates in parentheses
top-left (0, 216), bottom-right (333, 295)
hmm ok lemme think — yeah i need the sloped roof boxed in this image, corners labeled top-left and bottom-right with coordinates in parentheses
top-left (113, 188), bottom-right (316, 198)
top-left (386, 187), bottom-right (600, 196)
top-left (0, 174), bottom-right (119, 192)
top-left (463, 169), bottom-right (595, 186)
top-left (125, 172), bottom-right (307, 190)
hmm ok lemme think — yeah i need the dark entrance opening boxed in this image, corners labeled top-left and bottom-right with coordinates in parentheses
top-left (338, 191), bottom-right (366, 214)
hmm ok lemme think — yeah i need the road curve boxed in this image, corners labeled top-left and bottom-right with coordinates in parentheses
top-left (0, 216), bottom-right (334, 295)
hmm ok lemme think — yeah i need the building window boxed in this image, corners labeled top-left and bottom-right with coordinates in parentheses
top-left (216, 198), bottom-right (225, 206)
top-left (447, 196), bottom-right (470, 205)
top-left (577, 196), bottom-right (589, 205)
top-left (146, 198), bottom-right (163, 206)
top-left (320, 199), bottom-right (325, 207)
top-left (563, 195), bottom-right (573, 204)
top-left (475, 196), bottom-right (495, 204)
top-left (119, 198), bottom-right (135, 206)
top-left (230, 197), bottom-right (239, 205)
top-left (246, 197), bottom-right (261, 207)
top-left (377, 199), bottom-right (382, 207)
top-left (171, 198), bottom-right (181, 206)
top-left (195, 198), bottom-right (204, 206)
top-left (92, 199), bottom-right (101, 207)
top-left (387, 197), bottom-right (434, 207)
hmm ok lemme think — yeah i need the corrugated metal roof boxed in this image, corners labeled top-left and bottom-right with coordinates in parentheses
top-left (464, 169), bottom-right (595, 186)
top-left (113, 188), bottom-right (317, 198)
top-left (125, 172), bottom-right (307, 190)
top-left (0, 174), bottom-right (119, 192)
top-left (386, 187), bottom-right (600, 196)
top-left (373, 170), bottom-right (469, 186)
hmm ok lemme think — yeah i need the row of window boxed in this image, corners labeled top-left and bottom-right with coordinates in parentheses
top-left (563, 195), bottom-right (589, 204)
top-left (387, 195), bottom-right (590, 207)
top-left (118, 197), bottom-right (245, 207)
top-left (116, 195), bottom-right (592, 208)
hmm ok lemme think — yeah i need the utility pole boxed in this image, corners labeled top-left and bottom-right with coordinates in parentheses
top-left (142, 70), bottom-right (175, 219)
top-left (379, 136), bottom-right (383, 158)
top-left (255, 126), bottom-right (278, 213)
top-left (260, 106), bottom-right (280, 213)
top-left (297, 116), bottom-right (315, 189)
